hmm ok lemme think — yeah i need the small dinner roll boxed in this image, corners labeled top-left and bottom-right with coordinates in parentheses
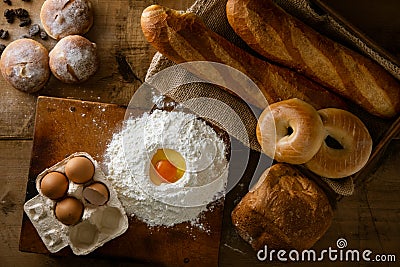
top-left (49, 35), bottom-right (98, 83)
top-left (305, 108), bottom-right (373, 178)
top-left (40, 0), bottom-right (94, 40)
top-left (256, 98), bottom-right (325, 164)
top-left (0, 39), bottom-right (50, 93)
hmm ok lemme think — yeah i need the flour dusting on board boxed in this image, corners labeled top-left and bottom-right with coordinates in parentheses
top-left (104, 110), bottom-right (229, 229)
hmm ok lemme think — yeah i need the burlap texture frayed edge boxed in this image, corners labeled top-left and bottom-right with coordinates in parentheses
top-left (144, 0), bottom-right (399, 196)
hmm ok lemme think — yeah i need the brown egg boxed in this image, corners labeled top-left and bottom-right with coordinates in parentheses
top-left (55, 197), bottom-right (84, 225)
top-left (65, 156), bottom-right (95, 184)
top-left (83, 182), bottom-right (109, 206)
top-left (40, 172), bottom-right (69, 200)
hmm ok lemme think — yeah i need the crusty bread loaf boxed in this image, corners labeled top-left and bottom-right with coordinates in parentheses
top-left (141, 5), bottom-right (348, 110)
top-left (231, 163), bottom-right (333, 251)
top-left (226, 0), bottom-right (400, 118)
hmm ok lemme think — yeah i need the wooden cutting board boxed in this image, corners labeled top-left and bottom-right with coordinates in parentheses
top-left (19, 96), bottom-right (224, 267)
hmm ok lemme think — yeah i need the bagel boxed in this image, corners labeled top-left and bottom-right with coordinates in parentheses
top-left (256, 98), bottom-right (325, 164)
top-left (305, 108), bottom-right (372, 178)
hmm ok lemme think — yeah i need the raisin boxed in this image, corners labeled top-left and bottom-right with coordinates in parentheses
top-left (0, 44), bottom-right (6, 56)
top-left (4, 8), bottom-right (15, 18)
top-left (3, 0), bottom-right (12, 6)
top-left (0, 29), bottom-right (9, 39)
top-left (15, 8), bottom-right (29, 18)
top-left (19, 17), bottom-right (30, 27)
top-left (28, 24), bottom-right (40, 36)
top-left (4, 9), bottom-right (15, 23)
top-left (40, 31), bottom-right (48, 40)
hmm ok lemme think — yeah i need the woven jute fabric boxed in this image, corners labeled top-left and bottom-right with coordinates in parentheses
top-left (144, 0), bottom-right (398, 196)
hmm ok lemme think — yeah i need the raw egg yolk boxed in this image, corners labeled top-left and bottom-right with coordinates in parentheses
top-left (155, 160), bottom-right (178, 183)
top-left (149, 148), bottom-right (186, 185)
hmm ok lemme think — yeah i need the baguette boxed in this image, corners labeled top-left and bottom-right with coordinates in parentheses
top-left (141, 5), bottom-right (348, 110)
top-left (226, 0), bottom-right (400, 118)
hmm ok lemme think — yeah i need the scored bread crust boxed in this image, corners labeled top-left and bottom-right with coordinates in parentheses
top-left (40, 0), bottom-right (94, 40)
top-left (140, 5), bottom-right (348, 111)
top-left (231, 163), bottom-right (333, 251)
top-left (49, 35), bottom-right (98, 84)
top-left (226, 0), bottom-right (400, 118)
top-left (0, 39), bottom-right (50, 93)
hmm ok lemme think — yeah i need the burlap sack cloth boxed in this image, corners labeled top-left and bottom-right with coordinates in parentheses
top-left (145, 0), bottom-right (400, 196)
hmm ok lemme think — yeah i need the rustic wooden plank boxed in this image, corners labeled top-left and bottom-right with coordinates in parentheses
top-left (0, 140), bottom-right (34, 267)
top-left (2, 137), bottom-right (399, 266)
top-left (0, 141), bottom-right (148, 267)
top-left (363, 141), bottom-right (400, 254)
top-left (0, 140), bottom-right (148, 266)
top-left (0, 0), bottom-right (54, 139)
top-left (1, 0), bottom-right (399, 266)
top-left (1, 136), bottom-right (221, 266)
top-left (219, 140), bottom-right (400, 266)
top-left (0, 0), bottom-right (194, 139)
top-left (19, 96), bottom-right (224, 266)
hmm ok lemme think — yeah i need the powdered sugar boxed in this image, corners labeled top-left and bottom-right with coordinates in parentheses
top-left (104, 110), bottom-right (229, 227)
top-left (40, 0), bottom-right (93, 39)
top-left (49, 35), bottom-right (98, 83)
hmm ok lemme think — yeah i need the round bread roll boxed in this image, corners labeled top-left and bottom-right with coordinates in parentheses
top-left (305, 108), bottom-right (372, 178)
top-left (49, 35), bottom-right (98, 83)
top-left (40, 0), bottom-right (94, 40)
top-left (0, 39), bottom-right (50, 93)
top-left (256, 98), bottom-right (325, 164)
top-left (232, 163), bottom-right (333, 251)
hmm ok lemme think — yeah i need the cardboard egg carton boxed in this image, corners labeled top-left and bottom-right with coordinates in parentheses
top-left (23, 152), bottom-right (129, 255)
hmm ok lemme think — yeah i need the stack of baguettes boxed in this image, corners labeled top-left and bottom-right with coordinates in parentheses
top-left (141, 0), bottom-right (400, 119)
top-left (140, 0), bottom-right (400, 250)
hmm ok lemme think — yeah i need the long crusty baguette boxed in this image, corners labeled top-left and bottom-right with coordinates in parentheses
top-left (226, 0), bottom-right (400, 118)
top-left (141, 5), bottom-right (348, 110)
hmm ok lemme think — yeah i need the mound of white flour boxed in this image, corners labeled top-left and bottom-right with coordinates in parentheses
top-left (104, 110), bottom-right (228, 227)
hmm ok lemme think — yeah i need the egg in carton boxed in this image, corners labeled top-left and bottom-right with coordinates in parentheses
top-left (23, 152), bottom-right (129, 255)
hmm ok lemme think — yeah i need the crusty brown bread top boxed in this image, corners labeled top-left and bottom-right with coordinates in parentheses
top-left (40, 0), bottom-right (94, 40)
top-left (0, 39), bottom-right (50, 93)
top-left (231, 163), bottom-right (333, 251)
top-left (141, 5), bottom-right (348, 111)
top-left (226, 0), bottom-right (400, 118)
top-left (49, 35), bottom-right (98, 84)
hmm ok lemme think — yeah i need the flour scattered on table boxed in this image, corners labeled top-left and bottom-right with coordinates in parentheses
top-left (104, 110), bottom-right (229, 228)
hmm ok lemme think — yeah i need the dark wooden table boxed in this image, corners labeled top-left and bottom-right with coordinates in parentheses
top-left (0, 0), bottom-right (399, 266)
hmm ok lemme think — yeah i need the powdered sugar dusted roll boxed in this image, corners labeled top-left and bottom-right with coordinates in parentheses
top-left (49, 35), bottom-right (98, 83)
top-left (0, 39), bottom-right (50, 93)
top-left (40, 0), bottom-right (94, 40)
